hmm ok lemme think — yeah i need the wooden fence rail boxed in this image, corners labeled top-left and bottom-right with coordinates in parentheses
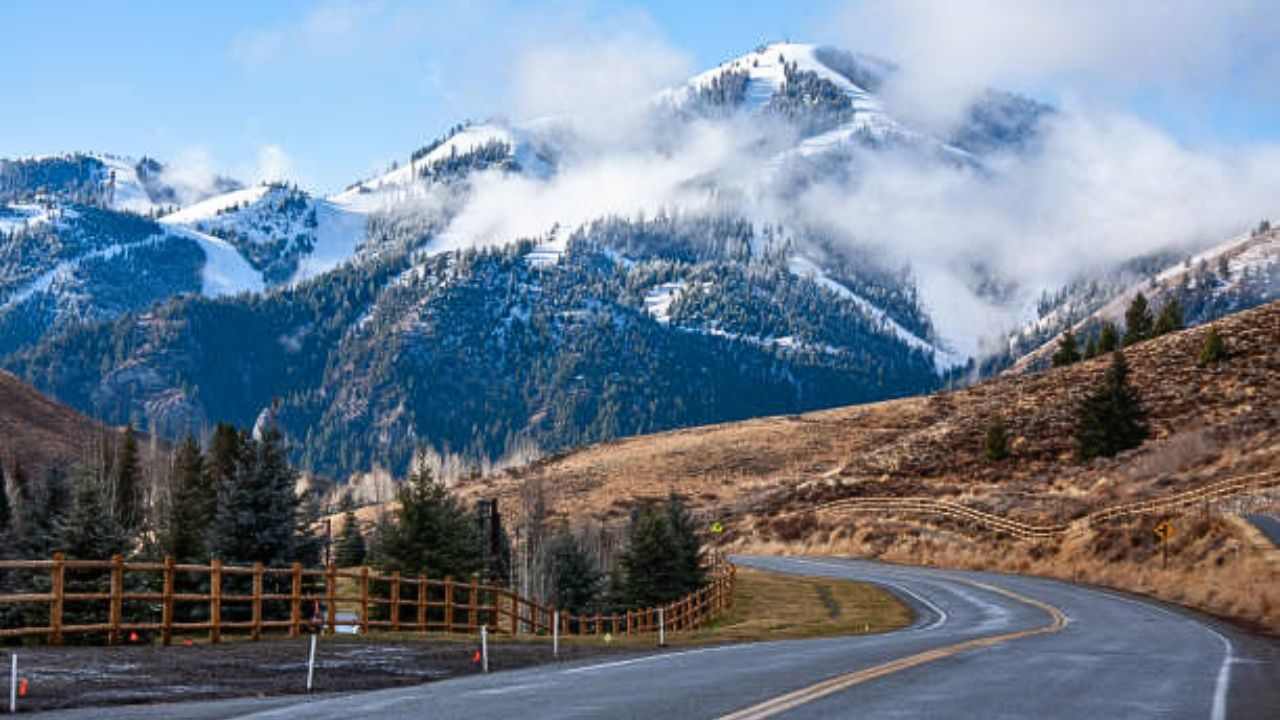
top-left (797, 470), bottom-right (1280, 541)
top-left (0, 555), bottom-right (736, 646)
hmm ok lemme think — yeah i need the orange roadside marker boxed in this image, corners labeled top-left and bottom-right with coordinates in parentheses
top-left (472, 650), bottom-right (481, 664)
top-left (129, 631), bottom-right (140, 643)
top-left (18, 678), bottom-right (29, 697)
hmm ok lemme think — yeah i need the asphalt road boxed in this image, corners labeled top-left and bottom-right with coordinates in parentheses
top-left (33, 556), bottom-right (1280, 719)
top-left (1243, 514), bottom-right (1280, 546)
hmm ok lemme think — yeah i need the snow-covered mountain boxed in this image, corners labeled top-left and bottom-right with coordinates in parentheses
top-left (12, 39), bottom-right (1263, 481)
top-left (998, 222), bottom-right (1280, 373)
top-left (0, 152), bottom-right (242, 215)
top-left (162, 184), bottom-right (367, 286)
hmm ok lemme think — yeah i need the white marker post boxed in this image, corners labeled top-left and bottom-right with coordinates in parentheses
top-left (481, 626), bottom-right (490, 673)
top-left (553, 610), bottom-right (560, 658)
top-left (9, 654), bottom-right (16, 714)
top-left (658, 608), bottom-right (666, 647)
top-left (306, 634), bottom-right (318, 693)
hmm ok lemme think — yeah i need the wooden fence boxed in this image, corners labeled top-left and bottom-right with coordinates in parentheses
top-left (0, 556), bottom-right (736, 646)
top-left (798, 469), bottom-right (1280, 541)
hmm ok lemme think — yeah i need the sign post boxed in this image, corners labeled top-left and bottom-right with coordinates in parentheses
top-left (1153, 521), bottom-right (1175, 569)
top-left (10, 654), bottom-right (17, 714)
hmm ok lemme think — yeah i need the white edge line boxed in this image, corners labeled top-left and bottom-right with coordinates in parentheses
top-left (560, 645), bottom-right (739, 675)
top-left (1091, 589), bottom-right (1233, 720)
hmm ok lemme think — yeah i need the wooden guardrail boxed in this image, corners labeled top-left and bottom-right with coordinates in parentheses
top-left (0, 556), bottom-right (736, 646)
top-left (798, 470), bottom-right (1280, 541)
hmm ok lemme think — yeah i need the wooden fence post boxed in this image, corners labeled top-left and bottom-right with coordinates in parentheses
top-left (444, 576), bottom-right (454, 632)
top-left (161, 556), bottom-right (175, 646)
top-left (359, 566), bottom-right (370, 635)
top-left (210, 559), bottom-right (222, 644)
top-left (390, 572), bottom-right (401, 632)
top-left (49, 552), bottom-right (65, 646)
top-left (251, 562), bottom-right (264, 641)
top-left (325, 563), bottom-right (337, 635)
top-left (108, 554), bottom-right (124, 645)
top-left (417, 575), bottom-right (427, 633)
top-left (290, 563), bottom-right (302, 638)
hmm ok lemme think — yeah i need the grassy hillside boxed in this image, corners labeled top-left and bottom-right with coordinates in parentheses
top-left (463, 300), bottom-right (1280, 631)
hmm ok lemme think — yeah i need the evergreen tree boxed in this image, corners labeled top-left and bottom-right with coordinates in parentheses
top-left (114, 425), bottom-right (142, 532)
top-left (1123, 293), bottom-right (1154, 346)
top-left (665, 494), bottom-right (705, 595)
top-left (1153, 298), bottom-right (1184, 337)
top-left (618, 505), bottom-right (677, 607)
top-left (1074, 351), bottom-right (1149, 461)
top-left (335, 495), bottom-right (367, 568)
top-left (205, 423), bottom-right (241, 496)
top-left (371, 462), bottom-right (482, 579)
top-left (1199, 327), bottom-right (1227, 366)
top-left (546, 530), bottom-right (602, 614)
top-left (168, 435), bottom-right (211, 562)
top-left (984, 417), bottom-right (1010, 462)
top-left (210, 428), bottom-right (302, 566)
top-left (1083, 336), bottom-right (1098, 360)
top-left (58, 466), bottom-right (129, 560)
top-left (1051, 329), bottom-right (1081, 367)
top-left (1097, 322), bottom-right (1119, 353)
top-left (0, 464), bottom-right (10, 542)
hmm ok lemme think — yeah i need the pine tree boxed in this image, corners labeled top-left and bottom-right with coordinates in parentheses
top-left (114, 425), bottom-right (142, 532)
top-left (168, 435), bottom-right (211, 562)
top-left (1123, 293), bottom-right (1154, 346)
top-left (1199, 327), bottom-right (1227, 366)
top-left (371, 461), bottom-right (482, 579)
top-left (210, 427), bottom-right (302, 566)
top-left (1083, 336), bottom-right (1098, 360)
top-left (618, 505), bottom-right (677, 607)
top-left (547, 530), bottom-right (602, 614)
top-left (1097, 322), bottom-right (1119, 353)
top-left (0, 463), bottom-right (10, 541)
top-left (984, 417), bottom-right (1010, 461)
top-left (1051, 329), bottom-right (1081, 367)
top-left (1074, 351), bottom-right (1149, 461)
top-left (665, 494), bottom-right (706, 595)
top-left (1153, 298), bottom-right (1184, 337)
top-left (335, 495), bottom-right (367, 568)
top-left (58, 466), bottom-right (129, 560)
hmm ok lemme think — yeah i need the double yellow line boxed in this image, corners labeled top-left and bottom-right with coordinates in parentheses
top-left (719, 580), bottom-right (1068, 720)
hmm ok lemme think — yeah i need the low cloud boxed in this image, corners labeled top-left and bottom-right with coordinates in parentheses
top-left (826, 0), bottom-right (1280, 133)
top-left (254, 144), bottom-right (295, 184)
top-left (793, 110), bottom-right (1280, 352)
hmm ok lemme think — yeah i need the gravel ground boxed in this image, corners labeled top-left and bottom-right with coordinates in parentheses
top-left (2, 634), bottom-right (644, 713)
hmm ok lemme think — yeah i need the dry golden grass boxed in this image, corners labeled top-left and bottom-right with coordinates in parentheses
top-left (732, 511), bottom-right (1280, 635)
top-left (552, 566), bottom-right (911, 649)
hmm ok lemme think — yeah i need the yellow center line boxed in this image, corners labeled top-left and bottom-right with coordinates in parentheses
top-left (717, 579), bottom-right (1068, 720)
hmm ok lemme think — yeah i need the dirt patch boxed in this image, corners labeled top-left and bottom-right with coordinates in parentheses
top-left (2, 635), bottom-right (641, 713)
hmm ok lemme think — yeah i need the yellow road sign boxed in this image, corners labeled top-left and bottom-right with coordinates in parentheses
top-left (1154, 520), bottom-right (1175, 541)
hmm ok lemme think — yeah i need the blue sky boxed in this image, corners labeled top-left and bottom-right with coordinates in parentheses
top-left (2, 1), bottom-right (1277, 193)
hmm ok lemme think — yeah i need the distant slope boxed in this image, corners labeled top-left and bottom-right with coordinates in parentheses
top-left (1002, 224), bottom-right (1279, 374)
top-left (0, 369), bottom-right (112, 473)
top-left (466, 299), bottom-right (1280, 530)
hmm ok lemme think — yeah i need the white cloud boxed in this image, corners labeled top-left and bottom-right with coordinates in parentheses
top-left (825, 1), bottom-right (1280, 133)
top-left (254, 144), bottom-right (295, 184)
top-left (230, 0), bottom-right (385, 67)
top-left (511, 19), bottom-right (693, 147)
top-left (792, 109), bottom-right (1280, 352)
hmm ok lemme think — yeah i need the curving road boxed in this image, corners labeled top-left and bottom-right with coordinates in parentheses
top-left (34, 556), bottom-right (1280, 719)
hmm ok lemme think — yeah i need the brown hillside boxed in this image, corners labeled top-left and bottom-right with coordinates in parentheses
top-left (467, 299), bottom-right (1280, 525)
top-left (0, 369), bottom-right (118, 473)
top-left (459, 300), bottom-right (1280, 631)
